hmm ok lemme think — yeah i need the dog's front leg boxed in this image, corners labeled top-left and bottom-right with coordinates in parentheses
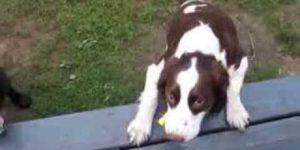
top-left (0, 107), bottom-right (7, 135)
top-left (226, 57), bottom-right (250, 130)
top-left (127, 60), bottom-right (165, 145)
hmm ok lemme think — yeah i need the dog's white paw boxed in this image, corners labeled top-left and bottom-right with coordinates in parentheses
top-left (0, 116), bottom-right (4, 126)
top-left (0, 116), bottom-right (6, 135)
top-left (127, 118), bottom-right (151, 146)
top-left (226, 102), bottom-right (250, 130)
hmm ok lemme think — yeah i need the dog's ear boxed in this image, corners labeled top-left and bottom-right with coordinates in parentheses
top-left (210, 62), bottom-right (229, 113)
top-left (157, 57), bottom-right (180, 100)
top-left (158, 66), bottom-right (167, 99)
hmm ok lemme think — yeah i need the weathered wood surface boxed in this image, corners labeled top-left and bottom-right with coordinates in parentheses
top-left (132, 117), bottom-right (300, 150)
top-left (0, 76), bottom-right (299, 150)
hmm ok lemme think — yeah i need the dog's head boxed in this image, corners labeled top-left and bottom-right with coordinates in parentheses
top-left (158, 52), bottom-right (228, 141)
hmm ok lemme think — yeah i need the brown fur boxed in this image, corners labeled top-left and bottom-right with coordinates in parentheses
top-left (157, 0), bottom-right (243, 114)
top-left (158, 53), bottom-right (228, 114)
top-left (158, 0), bottom-right (245, 68)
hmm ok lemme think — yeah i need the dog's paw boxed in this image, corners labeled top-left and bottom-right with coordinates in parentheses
top-left (127, 118), bottom-right (151, 146)
top-left (226, 102), bottom-right (250, 130)
top-left (0, 116), bottom-right (7, 136)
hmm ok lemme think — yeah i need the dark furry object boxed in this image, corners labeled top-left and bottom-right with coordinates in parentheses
top-left (0, 68), bottom-right (32, 109)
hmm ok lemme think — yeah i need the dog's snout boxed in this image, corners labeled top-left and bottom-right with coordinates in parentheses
top-left (165, 133), bottom-right (185, 142)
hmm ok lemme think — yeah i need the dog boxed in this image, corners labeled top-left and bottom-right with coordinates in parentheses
top-left (127, 0), bottom-right (250, 145)
top-left (0, 68), bottom-right (32, 135)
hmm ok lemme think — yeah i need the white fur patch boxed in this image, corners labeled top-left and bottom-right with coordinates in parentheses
top-left (177, 58), bottom-right (199, 100)
top-left (218, 49), bottom-right (227, 67)
top-left (181, 0), bottom-right (206, 7)
top-left (227, 57), bottom-right (248, 93)
top-left (183, 4), bottom-right (207, 14)
top-left (226, 57), bottom-right (250, 130)
top-left (226, 100), bottom-right (249, 130)
top-left (164, 58), bottom-right (206, 141)
top-left (0, 116), bottom-right (4, 127)
top-left (165, 109), bottom-right (206, 142)
top-left (127, 60), bottom-right (165, 145)
top-left (174, 22), bottom-right (223, 63)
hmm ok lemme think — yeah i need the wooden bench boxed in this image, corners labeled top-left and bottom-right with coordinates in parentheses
top-left (0, 76), bottom-right (300, 150)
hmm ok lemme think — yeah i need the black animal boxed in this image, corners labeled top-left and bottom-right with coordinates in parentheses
top-left (0, 68), bottom-right (31, 109)
top-left (0, 68), bottom-right (32, 135)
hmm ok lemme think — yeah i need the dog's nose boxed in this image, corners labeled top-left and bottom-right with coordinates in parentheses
top-left (164, 133), bottom-right (185, 142)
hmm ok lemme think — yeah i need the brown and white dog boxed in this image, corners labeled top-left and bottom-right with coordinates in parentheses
top-left (128, 0), bottom-right (249, 145)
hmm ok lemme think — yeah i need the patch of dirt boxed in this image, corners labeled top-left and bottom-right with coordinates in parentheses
top-left (0, 18), bottom-right (42, 122)
top-left (281, 3), bottom-right (300, 74)
top-left (283, 3), bottom-right (300, 22)
top-left (0, 18), bottom-right (40, 68)
top-left (133, 25), bottom-right (166, 73)
top-left (134, 4), bottom-right (300, 75)
top-left (231, 12), bottom-right (283, 68)
top-left (231, 6), bottom-right (300, 74)
top-left (282, 56), bottom-right (300, 74)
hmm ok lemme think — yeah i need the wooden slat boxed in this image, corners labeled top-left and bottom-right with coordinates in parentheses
top-left (0, 105), bottom-right (135, 150)
top-left (0, 76), bottom-right (299, 150)
top-left (132, 117), bottom-right (300, 150)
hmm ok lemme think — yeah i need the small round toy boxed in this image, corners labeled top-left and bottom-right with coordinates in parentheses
top-left (158, 113), bottom-right (167, 126)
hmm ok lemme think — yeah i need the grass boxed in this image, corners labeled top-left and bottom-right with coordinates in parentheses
top-left (246, 65), bottom-right (282, 82)
top-left (0, 0), bottom-right (173, 119)
top-left (0, 0), bottom-right (298, 120)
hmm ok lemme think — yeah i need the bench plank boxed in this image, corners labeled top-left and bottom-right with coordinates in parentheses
top-left (0, 106), bottom-right (135, 150)
top-left (0, 76), bottom-right (299, 150)
top-left (132, 117), bottom-right (300, 150)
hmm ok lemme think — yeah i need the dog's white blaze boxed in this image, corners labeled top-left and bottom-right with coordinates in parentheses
top-left (177, 58), bottom-right (199, 102)
top-left (174, 58), bottom-right (198, 119)
top-left (183, 4), bottom-right (207, 14)
top-left (174, 22), bottom-right (226, 65)
top-left (164, 58), bottom-right (206, 141)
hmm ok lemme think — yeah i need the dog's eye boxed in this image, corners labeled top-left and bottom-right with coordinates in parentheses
top-left (189, 94), bottom-right (204, 108)
top-left (193, 99), bottom-right (204, 108)
top-left (168, 94), bottom-right (176, 105)
top-left (166, 87), bottom-right (180, 107)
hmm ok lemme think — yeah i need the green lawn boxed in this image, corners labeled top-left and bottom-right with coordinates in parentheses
top-left (0, 0), bottom-right (175, 119)
top-left (0, 0), bottom-right (298, 120)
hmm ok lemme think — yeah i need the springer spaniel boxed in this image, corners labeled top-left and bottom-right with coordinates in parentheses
top-left (128, 0), bottom-right (249, 145)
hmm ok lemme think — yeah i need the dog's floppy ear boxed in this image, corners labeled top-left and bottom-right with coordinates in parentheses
top-left (157, 57), bottom-right (180, 100)
top-left (210, 62), bottom-right (229, 113)
top-left (158, 66), bottom-right (167, 99)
